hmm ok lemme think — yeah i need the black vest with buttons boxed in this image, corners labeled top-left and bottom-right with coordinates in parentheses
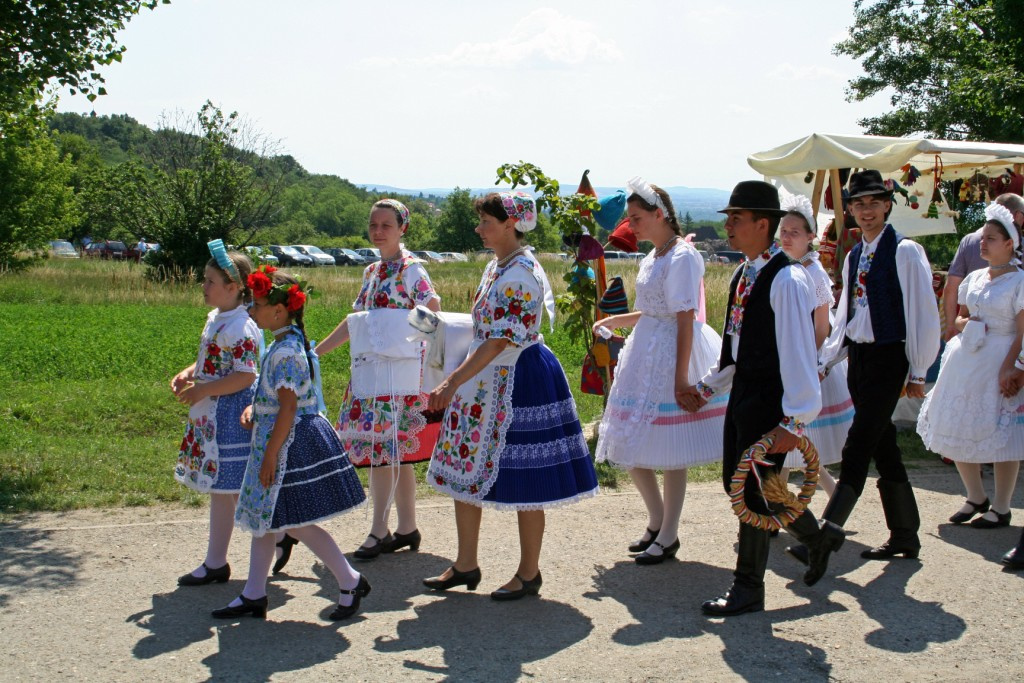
top-left (719, 251), bottom-right (796, 382)
top-left (845, 225), bottom-right (907, 345)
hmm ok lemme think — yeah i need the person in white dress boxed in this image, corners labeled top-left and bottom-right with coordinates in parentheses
top-left (918, 202), bottom-right (1024, 529)
top-left (594, 177), bottom-right (724, 564)
top-left (776, 192), bottom-right (854, 498)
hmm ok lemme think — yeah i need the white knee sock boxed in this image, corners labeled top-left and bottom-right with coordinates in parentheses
top-left (366, 465), bottom-right (398, 543)
top-left (290, 525), bottom-right (361, 605)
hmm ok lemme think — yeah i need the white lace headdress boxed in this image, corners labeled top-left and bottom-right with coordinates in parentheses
top-left (779, 188), bottom-right (816, 234)
top-left (986, 202), bottom-right (1020, 251)
top-left (626, 176), bottom-right (669, 217)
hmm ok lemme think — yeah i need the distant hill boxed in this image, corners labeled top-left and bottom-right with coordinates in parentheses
top-left (357, 184), bottom-right (731, 221)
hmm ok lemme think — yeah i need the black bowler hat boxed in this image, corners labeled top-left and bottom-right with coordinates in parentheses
top-left (718, 180), bottom-right (787, 216)
top-left (847, 170), bottom-right (893, 199)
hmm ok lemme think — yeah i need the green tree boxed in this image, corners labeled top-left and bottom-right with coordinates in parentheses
top-left (836, 0), bottom-right (1024, 141)
top-left (143, 102), bottom-right (288, 277)
top-left (0, 1), bottom-right (169, 110)
top-left (0, 105), bottom-right (77, 268)
top-left (434, 188), bottom-right (480, 252)
top-left (682, 211), bottom-right (694, 234)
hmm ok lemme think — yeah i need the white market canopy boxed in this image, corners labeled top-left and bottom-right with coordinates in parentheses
top-left (748, 133), bottom-right (1024, 237)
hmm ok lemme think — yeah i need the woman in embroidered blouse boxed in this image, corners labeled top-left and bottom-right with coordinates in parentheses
top-left (423, 191), bottom-right (599, 600)
top-left (917, 203), bottom-right (1024, 529)
top-left (316, 199), bottom-right (442, 562)
top-left (775, 193), bottom-right (853, 500)
top-left (172, 248), bottom-right (261, 587)
top-left (593, 178), bottom-right (724, 564)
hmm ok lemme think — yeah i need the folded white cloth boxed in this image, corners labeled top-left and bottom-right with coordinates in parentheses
top-left (348, 310), bottom-right (423, 398)
top-left (961, 319), bottom-right (987, 353)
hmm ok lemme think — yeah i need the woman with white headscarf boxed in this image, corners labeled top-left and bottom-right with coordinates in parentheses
top-left (918, 202), bottom-right (1024, 529)
top-left (423, 191), bottom-right (599, 601)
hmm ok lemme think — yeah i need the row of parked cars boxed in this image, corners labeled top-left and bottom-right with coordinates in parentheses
top-left (248, 246), bottom-right (470, 267)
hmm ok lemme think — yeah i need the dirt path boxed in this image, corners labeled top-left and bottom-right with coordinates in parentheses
top-left (1, 466), bottom-right (1022, 682)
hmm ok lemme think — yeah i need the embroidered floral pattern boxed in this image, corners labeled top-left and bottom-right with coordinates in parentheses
top-left (779, 415), bottom-right (807, 436)
top-left (353, 253), bottom-right (437, 311)
top-left (175, 414), bottom-right (217, 484)
top-left (472, 256), bottom-right (541, 345)
top-left (854, 249), bottom-right (874, 308)
top-left (725, 244), bottom-right (780, 336)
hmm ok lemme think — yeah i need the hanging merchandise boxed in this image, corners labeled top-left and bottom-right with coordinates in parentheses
top-left (899, 164), bottom-right (921, 186)
top-left (921, 156), bottom-right (960, 220)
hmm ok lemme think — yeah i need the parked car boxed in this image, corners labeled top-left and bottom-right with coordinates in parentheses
top-left (355, 248), bottom-right (381, 263)
top-left (49, 240), bottom-right (79, 259)
top-left (412, 250), bottom-right (446, 262)
top-left (269, 245), bottom-right (314, 267)
top-left (292, 244), bottom-right (336, 266)
top-left (324, 248), bottom-right (366, 266)
top-left (439, 252), bottom-right (469, 262)
top-left (245, 245), bottom-right (279, 266)
top-left (697, 249), bottom-right (711, 262)
top-left (84, 240), bottom-right (129, 260)
top-left (713, 250), bottom-right (745, 264)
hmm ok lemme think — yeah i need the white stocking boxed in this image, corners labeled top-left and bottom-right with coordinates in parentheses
top-left (366, 465), bottom-right (398, 543)
top-left (192, 493), bottom-right (236, 577)
top-left (992, 461), bottom-right (1020, 515)
top-left (954, 461), bottom-right (987, 514)
top-left (289, 525), bottom-right (361, 606)
top-left (395, 464), bottom-right (418, 535)
top-left (628, 468), bottom-right (663, 544)
top-left (647, 469), bottom-right (687, 556)
top-left (234, 532), bottom-right (275, 604)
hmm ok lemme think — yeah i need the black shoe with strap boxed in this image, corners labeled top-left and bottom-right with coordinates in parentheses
top-left (423, 565), bottom-right (482, 592)
top-left (628, 527), bottom-right (660, 553)
top-left (970, 509), bottom-right (1011, 529)
top-left (330, 574), bottom-right (372, 620)
top-left (211, 594), bottom-right (268, 619)
top-left (382, 529), bottom-right (421, 553)
top-left (949, 498), bottom-right (990, 524)
top-left (353, 532), bottom-right (393, 560)
top-left (490, 572), bottom-right (542, 601)
top-left (634, 538), bottom-right (680, 565)
top-left (272, 534), bottom-right (298, 575)
top-left (1003, 528), bottom-right (1024, 569)
top-left (178, 562), bottom-right (230, 586)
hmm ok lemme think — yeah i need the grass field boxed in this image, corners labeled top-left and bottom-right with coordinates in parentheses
top-left (0, 257), bottom-right (935, 513)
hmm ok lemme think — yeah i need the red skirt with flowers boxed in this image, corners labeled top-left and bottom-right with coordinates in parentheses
top-left (335, 382), bottom-right (440, 467)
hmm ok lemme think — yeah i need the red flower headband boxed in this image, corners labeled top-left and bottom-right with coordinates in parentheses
top-left (246, 265), bottom-right (312, 312)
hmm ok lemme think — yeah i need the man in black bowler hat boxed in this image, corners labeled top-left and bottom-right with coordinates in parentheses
top-left (787, 169), bottom-right (940, 568)
top-left (680, 180), bottom-right (844, 617)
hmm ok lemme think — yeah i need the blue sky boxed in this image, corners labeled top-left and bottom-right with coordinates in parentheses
top-left (57, 0), bottom-right (889, 191)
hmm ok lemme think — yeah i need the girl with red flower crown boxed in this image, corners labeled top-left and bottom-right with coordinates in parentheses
top-left (214, 268), bottom-right (368, 621)
top-left (172, 245), bottom-right (261, 587)
top-left (316, 199), bottom-right (442, 561)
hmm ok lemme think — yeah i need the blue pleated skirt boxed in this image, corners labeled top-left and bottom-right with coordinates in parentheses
top-left (480, 344), bottom-right (599, 509)
top-left (269, 414), bottom-right (366, 530)
top-left (210, 388), bottom-right (254, 492)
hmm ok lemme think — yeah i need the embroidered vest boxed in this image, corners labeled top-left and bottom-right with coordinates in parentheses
top-left (719, 252), bottom-right (794, 382)
top-left (846, 226), bottom-right (907, 345)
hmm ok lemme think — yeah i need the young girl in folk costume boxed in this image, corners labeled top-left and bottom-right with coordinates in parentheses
top-left (173, 241), bottom-right (260, 587)
top-left (594, 177), bottom-right (725, 564)
top-left (918, 203), bottom-right (1024, 529)
top-left (316, 199), bottom-right (441, 561)
top-left (423, 191), bottom-right (599, 600)
top-left (776, 191), bottom-right (853, 499)
top-left (214, 267), bottom-right (368, 620)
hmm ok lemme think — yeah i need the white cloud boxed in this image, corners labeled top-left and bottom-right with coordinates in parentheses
top-left (361, 8), bottom-right (622, 68)
top-left (768, 63), bottom-right (847, 82)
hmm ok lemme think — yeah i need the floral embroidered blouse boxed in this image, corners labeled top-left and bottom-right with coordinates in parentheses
top-left (353, 250), bottom-right (439, 312)
top-left (472, 254), bottom-right (544, 346)
top-left (195, 306), bottom-right (260, 380)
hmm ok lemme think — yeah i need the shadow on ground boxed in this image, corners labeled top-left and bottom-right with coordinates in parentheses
top-left (0, 517), bottom-right (85, 608)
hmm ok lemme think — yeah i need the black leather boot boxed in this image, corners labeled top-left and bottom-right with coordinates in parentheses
top-left (785, 509), bottom-right (845, 586)
top-left (861, 480), bottom-right (921, 560)
top-left (787, 483), bottom-right (859, 566)
top-left (702, 524), bottom-right (770, 617)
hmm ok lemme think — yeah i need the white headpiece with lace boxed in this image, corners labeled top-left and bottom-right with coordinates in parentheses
top-left (626, 176), bottom-right (669, 217)
top-left (779, 188), bottom-right (816, 234)
top-left (986, 202), bottom-right (1020, 251)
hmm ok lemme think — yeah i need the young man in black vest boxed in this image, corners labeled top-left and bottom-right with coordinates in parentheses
top-left (788, 170), bottom-right (940, 567)
top-left (680, 181), bottom-right (844, 617)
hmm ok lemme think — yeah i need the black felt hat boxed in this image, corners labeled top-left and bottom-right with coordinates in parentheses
top-left (847, 170), bottom-right (893, 199)
top-left (718, 180), bottom-right (787, 216)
